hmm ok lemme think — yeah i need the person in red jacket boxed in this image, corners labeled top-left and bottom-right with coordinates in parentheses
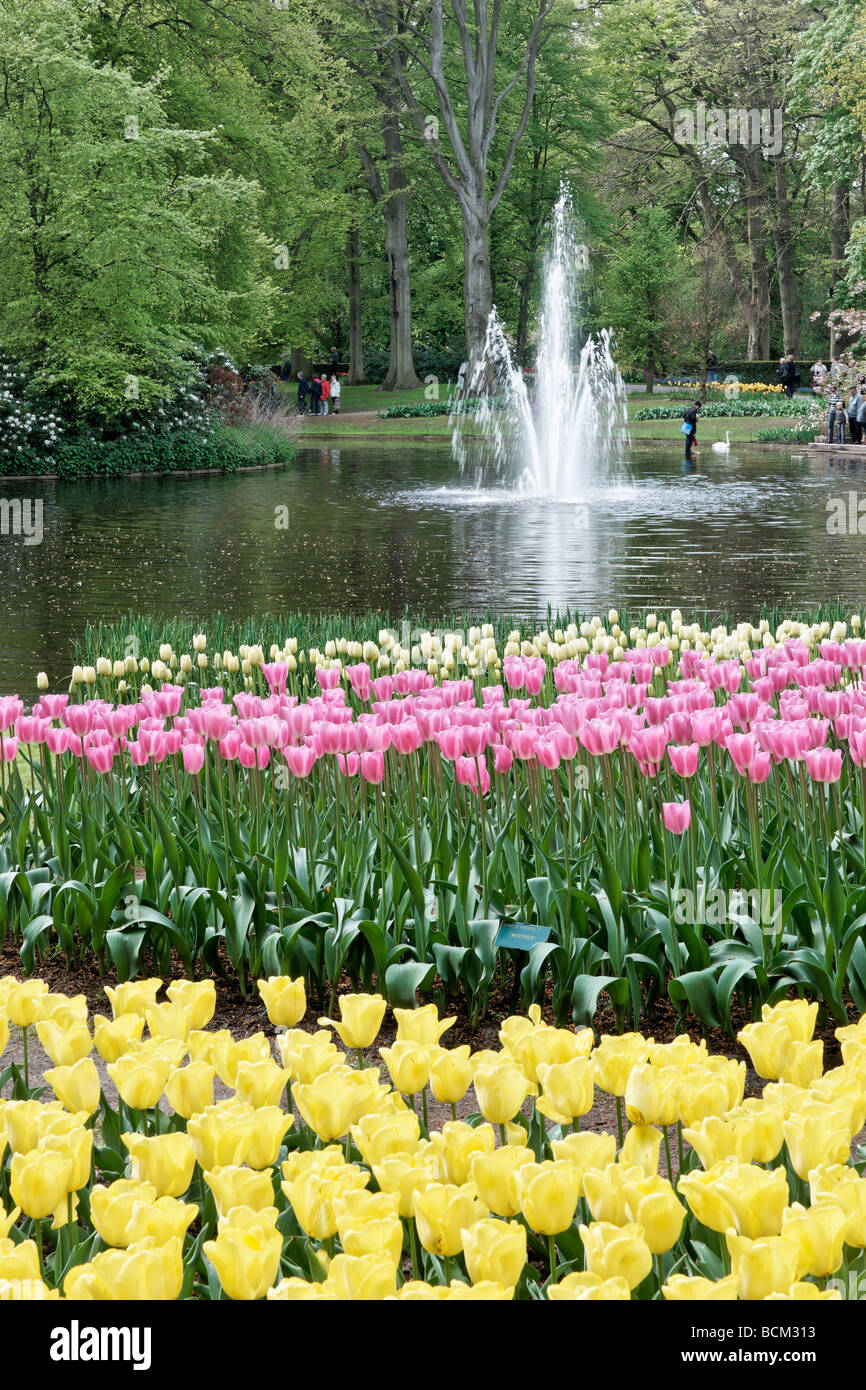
top-left (320, 374), bottom-right (331, 416)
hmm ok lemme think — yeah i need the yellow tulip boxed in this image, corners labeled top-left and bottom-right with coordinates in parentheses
top-left (809, 1165), bottom-right (866, 1247)
top-left (737, 1019), bottom-right (795, 1080)
top-left (535, 1058), bottom-right (595, 1125)
top-left (294, 1070), bottom-right (372, 1142)
top-left (473, 1063), bottom-right (534, 1126)
top-left (90, 1180), bottom-right (159, 1246)
top-left (765, 1283), bottom-right (842, 1301)
top-left (762, 999), bottom-right (818, 1043)
top-left (734, 1098), bottom-right (784, 1164)
top-left (428, 1046), bottom-right (474, 1105)
top-left (281, 1145), bottom-right (346, 1184)
top-left (41, 1127), bottom-right (93, 1191)
top-left (782, 1112), bottom-right (851, 1179)
top-left (444, 1280), bottom-right (514, 1301)
top-left (726, 1231), bottom-right (801, 1300)
top-left (624, 1063), bottom-right (679, 1127)
top-left (282, 1166), bottom-right (369, 1240)
top-left (461, 1218), bottom-right (526, 1287)
top-left (35, 1020), bottom-right (91, 1067)
top-left (393, 1004), bottom-right (455, 1046)
top-left (204, 1228), bottom-right (282, 1300)
top-left (514, 1162), bottom-right (580, 1235)
top-left (341, 1217), bottom-right (404, 1267)
top-left (322, 1252), bottom-right (397, 1300)
top-left (122, 1132), bottom-right (196, 1197)
top-left (510, 1026), bottom-right (572, 1083)
top-left (623, 1175), bottom-right (685, 1254)
top-left (204, 1166), bottom-right (276, 1219)
top-left (352, 1111), bottom-right (421, 1166)
top-left (0, 1017), bottom-right (7, 1059)
top-left (10, 1148), bottom-right (73, 1218)
top-left (233, 1059), bottom-right (291, 1110)
top-left (6, 980), bottom-right (49, 1027)
top-left (0, 1277), bottom-right (60, 1300)
top-left (92, 1012), bottom-right (145, 1062)
top-left (187, 1103), bottom-right (257, 1170)
top-left (580, 1221), bottom-right (653, 1289)
top-left (662, 1274), bottom-right (738, 1301)
top-left (547, 1271), bottom-right (631, 1301)
top-left (187, 1027), bottom-right (231, 1065)
top-left (5, 1100), bottom-right (87, 1155)
top-left (677, 1069), bottom-right (741, 1128)
top-left (549, 1131), bottom-right (617, 1192)
top-left (125, 1197), bottom-right (196, 1248)
top-left (333, 1189), bottom-right (400, 1229)
top-left (681, 1115), bottom-right (749, 1169)
top-left (209, 1033), bottom-right (272, 1088)
top-left (244, 1107), bottom-right (293, 1170)
top-left (470, 1145), bottom-right (534, 1218)
top-left (164, 1062), bottom-right (215, 1119)
top-left (413, 1182), bottom-right (487, 1257)
top-left (430, 1121), bottom-right (495, 1185)
top-left (372, 1152), bottom-right (443, 1219)
top-left (707, 1159), bottom-right (789, 1238)
top-left (103, 980), bottom-right (162, 1020)
top-left (380, 1042), bottom-right (431, 1097)
top-left (77, 1236), bottom-right (184, 1300)
top-left (145, 1001), bottom-right (191, 1043)
top-left (389, 1280), bottom-right (450, 1301)
top-left (218, 1205), bottom-right (280, 1239)
top-left (318, 993), bottom-right (386, 1050)
top-left (0, 1205), bottom-right (20, 1240)
top-left (677, 1166), bottom-right (738, 1235)
top-left (0, 1238), bottom-right (41, 1282)
top-left (107, 1054), bottom-right (174, 1110)
top-left (166, 979), bottom-right (216, 1029)
top-left (267, 1279), bottom-right (335, 1301)
top-left (276, 1030), bottom-right (343, 1083)
top-left (782, 1041), bottom-right (824, 1088)
top-left (583, 1164), bottom-right (646, 1225)
top-left (43, 1057), bottom-right (100, 1116)
top-left (648, 1036), bottom-right (707, 1068)
top-left (618, 1124), bottom-right (662, 1177)
top-left (38, 992), bottom-right (88, 1024)
top-left (256, 976), bottom-right (306, 1029)
top-left (780, 1202), bottom-right (850, 1278)
top-left (591, 1033), bottom-right (649, 1096)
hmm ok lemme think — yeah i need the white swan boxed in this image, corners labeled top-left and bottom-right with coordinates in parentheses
top-left (712, 431), bottom-right (731, 453)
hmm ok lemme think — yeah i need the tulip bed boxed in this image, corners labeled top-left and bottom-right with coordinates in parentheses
top-left (1, 977), bottom-right (864, 1301)
top-left (3, 611), bottom-right (866, 1032)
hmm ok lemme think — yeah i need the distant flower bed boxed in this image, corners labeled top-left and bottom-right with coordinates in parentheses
top-left (634, 399), bottom-right (811, 421)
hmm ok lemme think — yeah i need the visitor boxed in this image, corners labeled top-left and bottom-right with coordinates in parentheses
top-left (310, 374), bottom-right (323, 415)
top-left (280, 355), bottom-right (290, 383)
top-left (810, 359), bottom-right (827, 393)
top-left (857, 383), bottom-right (866, 443)
top-left (682, 399), bottom-right (701, 463)
top-left (296, 372), bottom-right (309, 415)
top-left (848, 386), bottom-right (863, 445)
top-left (330, 345), bottom-right (340, 372)
top-left (779, 352), bottom-right (801, 399)
top-left (320, 374), bottom-right (331, 415)
top-left (706, 350), bottom-right (719, 383)
top-left (330, 375), bottom-right (341, 414)
top-left (827, 387), bottom-right (846, 444)
top-left (830, 356), bottom-right (842, 382)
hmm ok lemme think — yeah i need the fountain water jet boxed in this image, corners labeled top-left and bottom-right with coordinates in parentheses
top-left (451, 190), bottom-right (629, 495)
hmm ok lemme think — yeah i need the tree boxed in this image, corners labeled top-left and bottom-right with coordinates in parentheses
top-left (600, 208), bottom-right (687, 388)
top-left (0, 0), bottom-right (267, 422)
top-left (364, 0), bottom-right (560, 371)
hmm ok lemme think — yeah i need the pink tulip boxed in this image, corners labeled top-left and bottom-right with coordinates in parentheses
top-left (662, 801), bottom-right (691, 834)
top-left (436, 728), bottom-right (464, 760)
top-left (1, 736), bottom-right (19, 763)
top-left (360, 751), bottom-right (385, 784)
top-left (336, 752), bottom-right (360, 776)
top-left (284, 745), bottom-right (317, 778)
top-left (493, 745), bottom-right (513, 774)
top-left (262, 661), bottom-right (288, 695)
top-left (15, 717), bottom-right (49, 744)
top-left (181, 743), bottom-right (205, 775)
top-left (85, 744), bottom-right (113, 774)
top-left (668, 743), bottom-right (699, 778)
top-left (726, 732), bottom-right (758, 774)
top-left (747, 752), bottom-right (772, 783)
top-left (63, 704), bottom-right (93, 738)
top-left (805, 748), bottom-right (842, 783)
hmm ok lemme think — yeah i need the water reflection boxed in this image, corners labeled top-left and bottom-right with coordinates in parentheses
top-left (0, 442), bottom-right (862, 691)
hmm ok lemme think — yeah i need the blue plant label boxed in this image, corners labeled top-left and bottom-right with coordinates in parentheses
top-left (496, 922), bottom-right (551, 951)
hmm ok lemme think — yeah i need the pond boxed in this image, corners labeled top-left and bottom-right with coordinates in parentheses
top-left (1, 439), bottom-right (863, 692)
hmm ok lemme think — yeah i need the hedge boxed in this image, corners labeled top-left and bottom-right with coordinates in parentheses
top-left (0, 424), bottom-right (296, 480)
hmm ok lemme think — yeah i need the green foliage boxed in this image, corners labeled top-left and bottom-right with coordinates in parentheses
top-left (754, 426), bottom-right (817, 443)
top-left (634, 398), bottom-right (812, 421)
top-left (0, 423), bottom-right (295, 480)
top-left (599, 209), bottom-right (689, 376)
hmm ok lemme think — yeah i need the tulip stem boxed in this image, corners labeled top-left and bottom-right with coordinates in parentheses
top-left (408, 1218), bottom-right (420, 1280)
top-left (67, 1192), bottom-right (76, 1246)
top-left (356, 1048), bottom-right (364, 1070)
top-left (450, 1102), bottom-right (458, 1123)
top-left (420, 1087), bottom-right (428, 1134)
top-left (676, 1121), bottom-right (684, 1173)
top-left (22, 1024), bottom-right (29, 1091)
top-left (34, 1218), bottom-right (44, 1278)
top-left (498, 1124), bottom-right (507, 1148)
top-left (663, 1126), bottom-right (674, 1181)
top-left (615, 1097), bottom-right (624, 1149)
top-left (572, 1115), bottom-right (580, 1134)
top-left (547, 1233), bottom-right (557, 1284)
top-left (655, 1253), bottom-right (665, 1291)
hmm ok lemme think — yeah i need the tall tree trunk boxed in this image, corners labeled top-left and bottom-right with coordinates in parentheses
top-left (346, 224), bottom-right (366, 385)
top-left (830, 181), bottom-right (850, 356)
top-left (379, 116), bottom-right (421, 391)
top-left (462, 200), bottom-right (494, 377)
top-left (772, 155), bottom-right (800, 355)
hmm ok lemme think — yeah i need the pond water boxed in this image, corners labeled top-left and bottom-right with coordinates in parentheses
top-left (1, 440), bottom-right (864, 692)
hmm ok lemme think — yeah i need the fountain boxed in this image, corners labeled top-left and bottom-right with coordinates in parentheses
top-left (451, 189), bottom-right (629, 495)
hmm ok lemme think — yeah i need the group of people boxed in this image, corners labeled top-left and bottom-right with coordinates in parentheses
top-left (826, 381), bottom-right (866, 445)
top-left (296, 371), bottom-right (341, 416)
top-left (776, 352), bottom-right (802, 398)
